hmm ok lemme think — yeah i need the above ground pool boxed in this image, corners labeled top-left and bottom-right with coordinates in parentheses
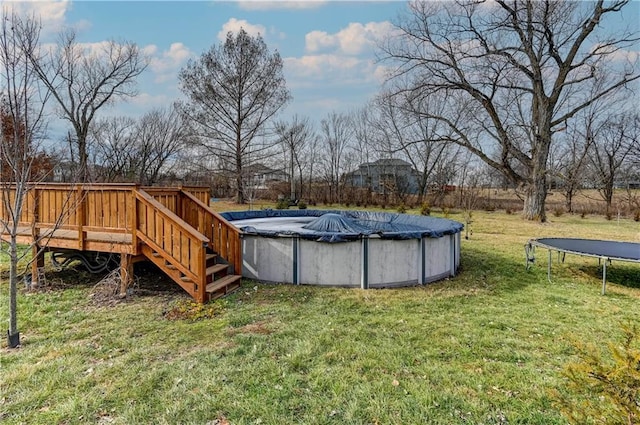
top-left (220, 210), bottom-right (464, 289)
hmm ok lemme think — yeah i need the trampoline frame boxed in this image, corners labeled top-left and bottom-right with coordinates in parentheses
top-left (525, 238), bottom-right (640, 295)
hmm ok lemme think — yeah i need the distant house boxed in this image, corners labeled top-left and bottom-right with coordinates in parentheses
top-left (51, 161), bottom-right (77, 182)
top-left (243, 163), bottom-right (289, 191)
top-left (344, 158), bottom-right (422, 195)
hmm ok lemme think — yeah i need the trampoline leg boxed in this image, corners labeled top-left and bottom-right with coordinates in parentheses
top-left (602, 259), bottom-right (607, 295)
top-left (547, 250), bottom-right (552, 283)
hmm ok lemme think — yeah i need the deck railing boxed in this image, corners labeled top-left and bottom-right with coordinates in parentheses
top-left (179, 190), bottom-right (242, 275)
top-left (134, 189), bottom-right (208, 302)
top-left (2, 183), bottom-right (136, 230)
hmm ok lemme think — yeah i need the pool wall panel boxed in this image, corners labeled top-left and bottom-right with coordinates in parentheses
top-left (242, 236), bottom-right (293, 283)
top-left (424, 236), bottom-right (451, 283)
top-left (299, 240), bottom-right (361, 287)
top-left (368, 238), bottom-right (420, 287)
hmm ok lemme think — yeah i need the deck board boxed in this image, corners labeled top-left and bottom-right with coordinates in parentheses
top-left (12, 226), bottom-right (132, 245)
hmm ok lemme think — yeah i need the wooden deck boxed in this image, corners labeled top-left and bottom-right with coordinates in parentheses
top-left (1, 183), bottom-right (243, 303)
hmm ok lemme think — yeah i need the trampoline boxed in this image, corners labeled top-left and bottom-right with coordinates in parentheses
top-left (525, 238), bottom-right (640, 294)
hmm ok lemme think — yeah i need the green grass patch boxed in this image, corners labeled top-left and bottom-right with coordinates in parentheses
top-left (1, 212), bottom-right (639, 424)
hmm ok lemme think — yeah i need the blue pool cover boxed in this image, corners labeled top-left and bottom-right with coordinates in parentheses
top-left (220, 210), bottom-right (464, 243)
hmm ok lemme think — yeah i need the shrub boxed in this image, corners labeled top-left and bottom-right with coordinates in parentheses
top-left (397, 204), bottom-right (407, 214)
top-left (634, 209), bottom-right (640, 222)
top-left (420, 203), bottom-right (431, 216)
top-left (605, 210), bottom-right (613, 221)
top-left (580, 210), bottom-right (587, 219)
top-left (275, 198), bottom-right (290, 210)
top-left (553, 322), bottom-right (640, 424)
top-left (505, 208), bottom-right (513, 215)
top-left (554, 207), bottom-right (564, 217)
top-left (297, 200), bottom-right (307, 210)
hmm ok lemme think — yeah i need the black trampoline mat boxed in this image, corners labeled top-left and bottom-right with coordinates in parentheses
top-left (535, 238), bottom-right (640, 261)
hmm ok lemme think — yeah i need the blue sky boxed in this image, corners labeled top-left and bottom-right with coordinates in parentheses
top-left (19, 0), bottom-right (408, 125)
top-left (9, 0), bottom-right (640, 132)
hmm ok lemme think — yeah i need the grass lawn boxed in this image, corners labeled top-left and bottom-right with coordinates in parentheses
top-left (1, 210), bottom-right (639, 424)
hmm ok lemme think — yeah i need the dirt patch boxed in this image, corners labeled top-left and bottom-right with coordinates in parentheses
top-left (225, 320), bottom-right (274, 336)
top-left (88, 269), bottom-right (126, 306)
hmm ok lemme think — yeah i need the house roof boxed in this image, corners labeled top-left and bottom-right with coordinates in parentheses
top-left (244, 163), bottom-right (281, 174)
top-left (361, 158), bottom-right (413, 168)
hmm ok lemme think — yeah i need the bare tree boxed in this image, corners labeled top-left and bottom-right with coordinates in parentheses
top-left (551, 110), bottom-right (596, 213)
top-left (302, 130), bottom-right (321, 204)
top-left (319, 111), bottom-right (354, 203)
top-left (376, 92), bottom-right (458, 204)
top-left (132, 105), bottom-right (191, 185)
top-left (0, 11), bottom-right (68, 348)
top-left (179, 29), bottom-right (290, 204)
top-left (274, 115), bottom-right (314, 201)
top-left (351, 105), bottom-right (380, 204)
top-left (31, 29), bottom-right (147, 180)
top-left (91, 106), bottom-right (190, 185)
top-left (589, 111), bottom-right (638, 212)
top-left (382, 0), bottom-right (639, 221)
top-left (90, 116), bottom-right (136, 182)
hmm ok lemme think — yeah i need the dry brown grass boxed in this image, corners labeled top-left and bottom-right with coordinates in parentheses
top-left (209, 188), bottom-right (640, 219)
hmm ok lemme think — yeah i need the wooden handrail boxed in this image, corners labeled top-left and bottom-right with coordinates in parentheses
top-left (135, 189), bottom-right (208, 301)
top-left (135, 189), bottom-right (209, 243)
top-left (180, 190), bottom-right (243, 275)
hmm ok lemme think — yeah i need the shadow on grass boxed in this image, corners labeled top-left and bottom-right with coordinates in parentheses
top-left (450, 243), bottom-right (543, 293)
top-left (578, 263), bottom-right (640, 290)
top-left (40, 260), bottom-right (184, 298)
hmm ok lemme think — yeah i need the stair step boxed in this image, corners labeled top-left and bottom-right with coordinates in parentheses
top-left (206, 274), bottom-right (242, 294)
top-left (206, 263), bottom-right (228, 276)
top-left (165, 263), bottom-right (177, 270)
top-left (206, 253), bottom-right (217, 261)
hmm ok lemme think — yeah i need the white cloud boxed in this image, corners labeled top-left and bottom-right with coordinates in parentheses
top-left (284, 54), bottom-right (388, 92)
top-left (305, 21), bottom-right (395, 55)
top-left (285, 54), bottom-right (361, 78)
top-left (284, 20), bottom-right (396, 115)
top-left (4, 0), bottom-right (70, 34)
top-left (236, 1), bottom-right (327, 11)
top-left (305, 30), bottom-right (335, 53)
top-left (130, 92), bottom-right (172, 108)
top-left (146, 43), bottom-right (194, 83)
top-left (217, 18), bottom-right (266, 42)
top-left (591, 43), bottom-right (640, 64)
top-left (76, 40), bottom-right (113, 57)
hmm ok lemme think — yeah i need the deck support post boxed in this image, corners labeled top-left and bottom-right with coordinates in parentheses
top-left (31, 245), bottom-right (44, 287)
top-left (77, 185), bottom-right (86, 251)
top-left (119, 254), bottom-right (133, 297)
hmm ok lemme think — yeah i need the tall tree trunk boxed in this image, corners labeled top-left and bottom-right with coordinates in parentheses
top-left (235, 167), bottom-right (245, 204)
top-left (523, 130), bottom-right (551, 221)
top-left (524, 176), bottom-right (548, 222)
top-left (236, 138), bottom-right (244, 204)
top-left (565, 189), bottom-right (574, 213)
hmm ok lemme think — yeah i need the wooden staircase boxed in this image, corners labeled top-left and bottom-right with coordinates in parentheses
top-left (142, 245), bottom-right (241, 301)
top-left (134, 188), bottom-right (243, 303)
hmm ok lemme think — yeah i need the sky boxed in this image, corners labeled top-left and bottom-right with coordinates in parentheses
top-left (6, 0), bottom-right (640, 140)
top-left (10, 0), bottom-right (409, 131)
